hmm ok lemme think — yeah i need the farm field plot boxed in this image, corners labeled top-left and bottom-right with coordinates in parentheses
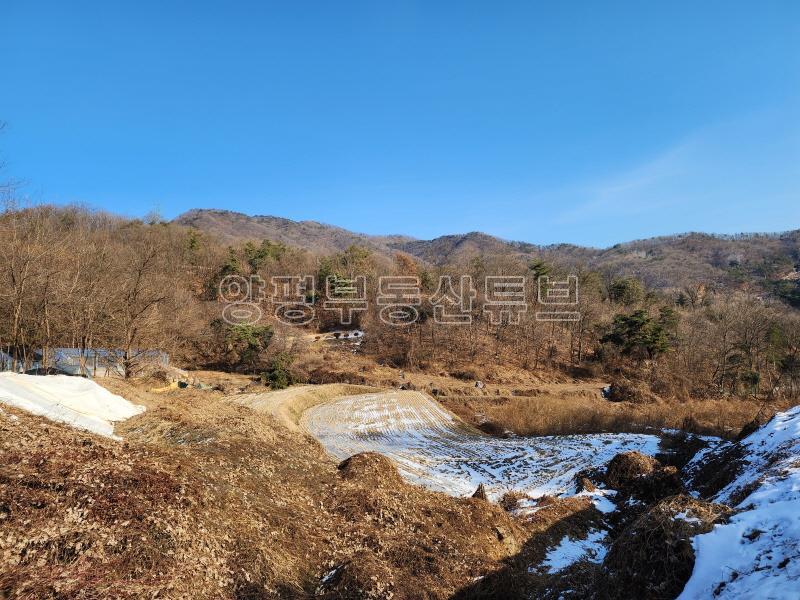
top-left (302, 391), bottom-right (660, 499)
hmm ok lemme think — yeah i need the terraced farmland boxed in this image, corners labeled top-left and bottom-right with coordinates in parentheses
top-left (302, 391), bottom-right (660, 499)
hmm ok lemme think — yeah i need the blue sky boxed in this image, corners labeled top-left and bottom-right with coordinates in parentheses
top-left (1, 1), bottom-right (798, 247)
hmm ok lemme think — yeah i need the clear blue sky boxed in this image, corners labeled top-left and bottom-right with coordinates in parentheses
top-left (2, 1), bottom-right (798, 247)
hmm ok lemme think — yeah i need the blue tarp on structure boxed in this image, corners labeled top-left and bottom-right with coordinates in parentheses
top-left (0, 348), bottom-right (169, 377)
top-left (0, 351), bottom-right (19, 372)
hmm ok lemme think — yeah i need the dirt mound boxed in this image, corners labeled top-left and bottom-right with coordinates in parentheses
top-left (606, 378), bottom-right (660, 404)
top-left (337, 452), bottom-right (404, 488)
top-left (452, 494), bottom-right (607, 600)
top-left (605, 451), bottom-right (684, 502)
top-left (0, 406), bottom-right (227, 599)
top-left (329, 452), bottom-right (528, 598)
top-left (605, 451), bottom-right (660, 487)
top-left (234, 383), bottom-right (378, 432)
top-left (601, 495), bottom-right (731, 600)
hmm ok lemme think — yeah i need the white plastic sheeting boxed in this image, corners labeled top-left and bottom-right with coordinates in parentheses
top-left (0, 373), bottom-right (145, 438)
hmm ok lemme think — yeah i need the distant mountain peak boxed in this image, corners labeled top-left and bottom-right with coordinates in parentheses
top-left (173, 208), bottom-right (415, 253)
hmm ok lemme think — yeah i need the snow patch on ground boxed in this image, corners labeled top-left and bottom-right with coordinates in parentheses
top-left (538, 529), bottom-right (608, 573)
top-left (679, 406), bottom-right (800, 599)
top-left (673, 511), bottom-right (701, 525)
top-left (0, 373), bottom-right (144, 438)
top-left (575, 489), bottom-right (617, 514)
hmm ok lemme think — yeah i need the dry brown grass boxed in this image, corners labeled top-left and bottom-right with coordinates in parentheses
top-left (438, 393), bottom-right (788, 439)
top-left (498, 491), bottom-right (528, 512)
top-left (1, 378), bottom-right (565, 600)
top-left (0, 407), bottom-right (229, 599)
top-left (603, 452), bottom-right (684, 504)
top-left (300, 344), bottom-right (578, 393)
top-left (0, 364), bottom-right (775, 598)
top-left (295, 343), bottom-right (800, 440)
top-left (601, 495), bottom-right (732, 600)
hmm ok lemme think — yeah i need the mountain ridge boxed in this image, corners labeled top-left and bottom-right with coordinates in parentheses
top-left (173, 208), bottom-right (800, 290)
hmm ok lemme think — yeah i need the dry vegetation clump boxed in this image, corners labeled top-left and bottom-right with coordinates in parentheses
top-left (600, 495), bottom-right (732, 600)
top-left (606, 378), bottom-right (660, 404)
top-left (498, 491), bottom-right (528, 512)
top-left (315, 551), bottom-right (396, 599)
top-left (605, 452), bottom-right (684, 503)
top-left (604, 451), bottom-right (660, 488)
top-left (471, 482), bottom-right (490, 501)
top-left (449, 367), bottom-right (484, 382)
top-left (452, 496), bottom-right (605, 600)
top-left (324, 452), bottom-right (529, 599)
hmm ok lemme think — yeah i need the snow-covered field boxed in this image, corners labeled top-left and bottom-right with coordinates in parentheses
top-left (0, 373), bottom-right (145, 438)
top-left (304, 391), bottom-right (800, 595)
top-left (302, 391), bottom-right (660, 499)
top-left (679, 406), bottom-right (800, 599)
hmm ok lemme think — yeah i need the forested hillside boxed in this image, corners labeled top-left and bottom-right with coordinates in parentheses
top-left (176, 209), bottom-right (800, 297)
top-left (3, 204), bottom-right (799, 422)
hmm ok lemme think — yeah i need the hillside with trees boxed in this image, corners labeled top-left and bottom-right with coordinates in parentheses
top-left (176, 209), bottom-right (800, 299)
top-left (1, 204), bottom-right (798, 430)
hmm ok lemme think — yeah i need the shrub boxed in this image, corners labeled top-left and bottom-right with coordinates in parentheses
top-left (211, 321), bottom-right (274, 373)
top-left (262, 352), bottom-right (297, 390)
top-left (609, 277), bottom-right (644, 305)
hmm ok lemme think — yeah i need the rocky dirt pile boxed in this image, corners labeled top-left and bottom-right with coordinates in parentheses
top-left (336, 452), bottom-right (403, 488)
